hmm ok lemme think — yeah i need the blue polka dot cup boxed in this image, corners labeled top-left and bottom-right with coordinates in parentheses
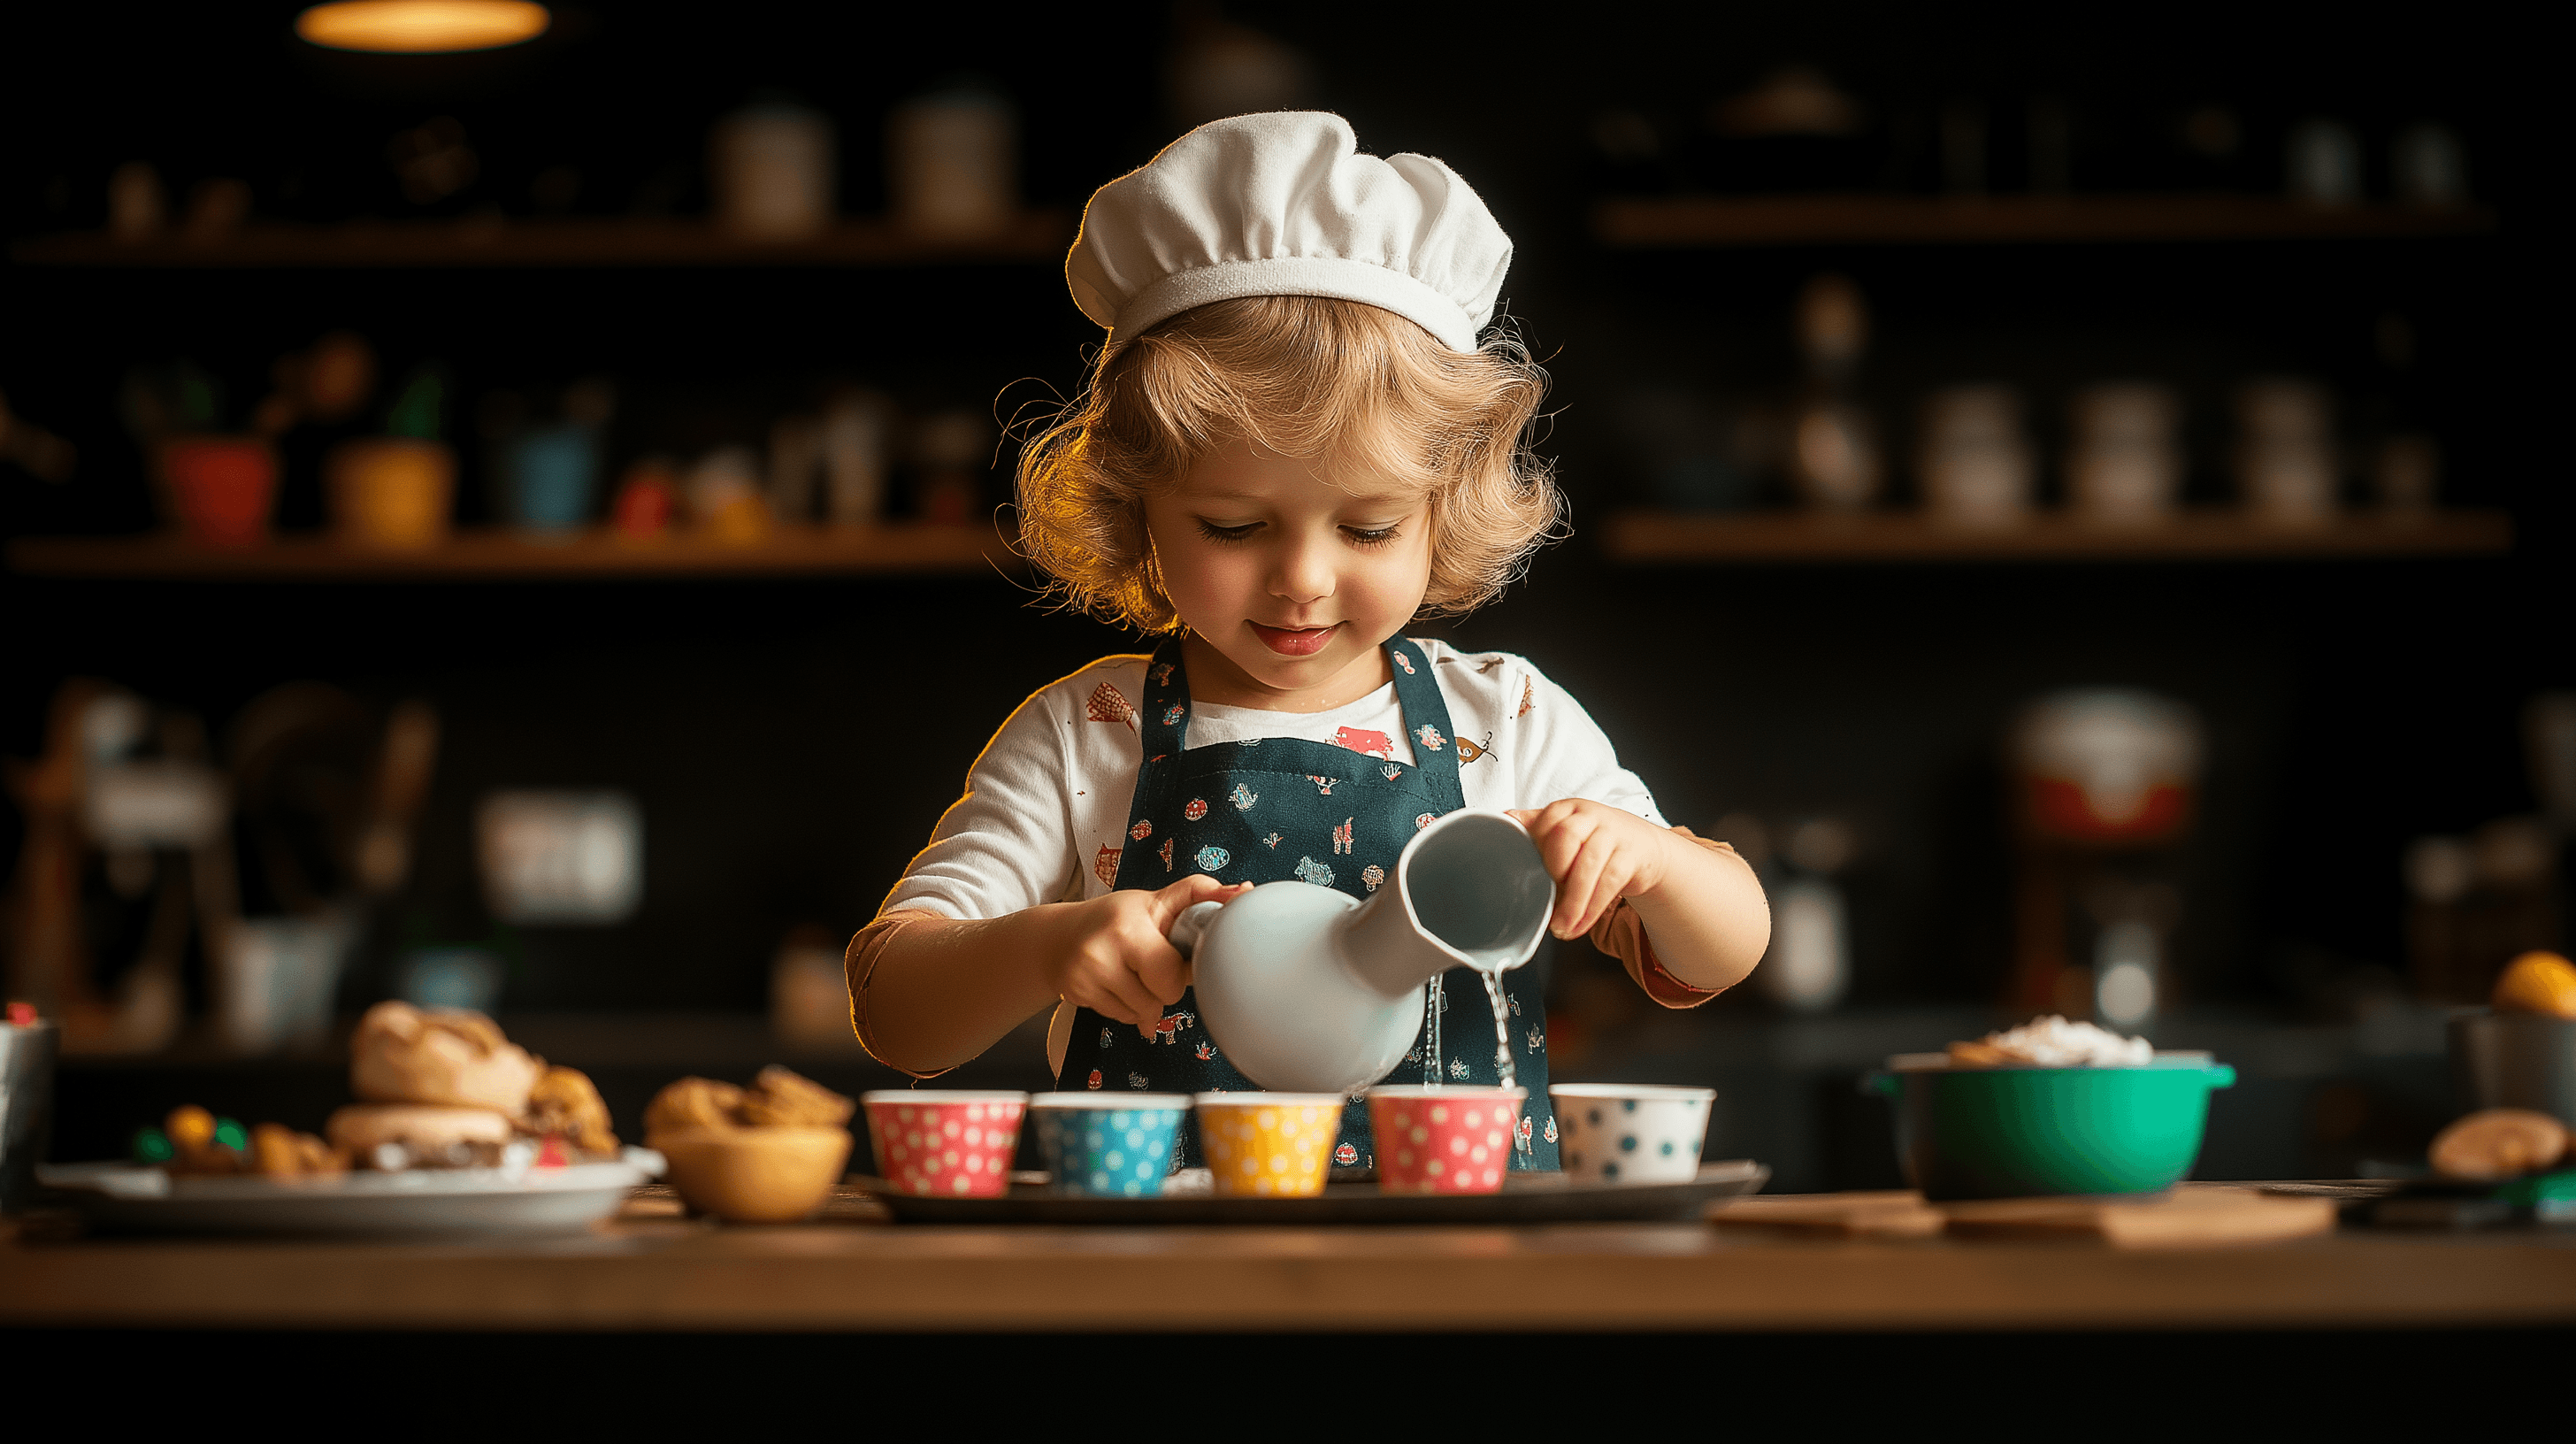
top-left (1028, 1094), bottom-right (1190, 1196)
top-left (1550, 1084), bottom-right (1714, 1186)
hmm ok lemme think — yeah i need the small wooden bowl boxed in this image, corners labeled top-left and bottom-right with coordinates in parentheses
top-left (648, 1125), bottom-right (851, 1223)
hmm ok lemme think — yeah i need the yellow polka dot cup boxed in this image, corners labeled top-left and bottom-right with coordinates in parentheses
top-left (1368, 1087), bottom-right (1526, 1194)
top-left (1193, 1094), bottom-right (1344, 1197)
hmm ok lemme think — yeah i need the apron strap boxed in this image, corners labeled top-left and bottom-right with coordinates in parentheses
top-left (1384, 636), bottom-right (1466, 812)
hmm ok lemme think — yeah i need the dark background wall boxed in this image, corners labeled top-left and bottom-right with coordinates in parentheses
top-left (3, 3), bottom-right (2562, 1042)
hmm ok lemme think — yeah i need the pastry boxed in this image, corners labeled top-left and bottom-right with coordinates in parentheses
top-left (250, 1122), bottom-right (349, 1178)
top-left (2428, 1108), bottom-right (2570, 1181)
top-left (326, 1102), bottom-right (516, 1169)
top-left (2493, 952), bottom-right (2576, 1019)
top-left (737, 1065), bottom-right (858, 1128)
top-left (349, 1001), bottom-right (545, 1114)
top-left (525, 1065), bottom-right (620, 1157)
top-left (645, 1077), bottom-right (746, 1134)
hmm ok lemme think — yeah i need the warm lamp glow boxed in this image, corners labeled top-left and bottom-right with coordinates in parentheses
top-left (296, 0), bottom-right (549, 53)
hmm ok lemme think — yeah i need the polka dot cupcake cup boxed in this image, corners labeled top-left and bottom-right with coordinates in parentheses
top-left (861, 1090), bottom-right (1029, 1197)
top-left (1367, 1086), bottom-right (1526, 1195)
top-left (1193, 1094), bottom-right (1343, 1197)
top-left (1550, 1083), bottom-right (1714, 1186)
top-left (1029, 1093), bottom-right (1189, 1197)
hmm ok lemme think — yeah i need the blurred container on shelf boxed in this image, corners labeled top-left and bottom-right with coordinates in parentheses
top-left (500, 425), bottom-right (600, 534)
top-left (0, 1009), bottom-right (58, 1213)
top-left (1790, 274), bottom-right (1880, 511)
top-left (1700, 66), bottom-right (1873, 192)
top-left (1760, 817), bottom-right (1857, 1013)
top-left (1166, 13), bottom-right (1311, 130)
top-left (327, 438), bottom-right (454, 548)
top-left (107, 161), bottom-right (166, 241)
top-left (161, 436), bottom-right (278, 547)
top-left (772, 926), bottom-right (862, 1051)
top-left (821, 388), bottom-right (893, 526)
top-left (910, 408), bottom-right (989, 526)
top-left (2067, 384), bottom-right (2182, 525)
top-left (1939, 98), bottom-right (1988, 195)
top-left (180, 178), bottom-right (251, 244)
top-left (218, 912), bottom-right (355, 1053)
top-left (686, 445), bottom-right (771, 543)
top-left (2010, 690), bottom-right (2202, 1021)
top-left (475, 791), bottom-right (643, 926)
top-left (394, 947), bottom-right (504, 1013)
top-left (2285, 119), bottom-right (2362, 204)
top-left (1918, 385), bottom-right (2032, 526)
top-left (767, 413), bottom-right (823, 524)
top-left (2407, 817), bottom-right (2563, 1003)
top-left (610, 457), bottom-right (679, 538)
top-left (710, 101), bottom-right (836, 241)
top-left (2373, 434), bottom-right (2442, 513)
top-left (2391, 123), bottom-right (2469, 208)
top-left (2235, 379), bottom-right (2339, 524)
top-left (888, 84), bottom-right (1016, 241)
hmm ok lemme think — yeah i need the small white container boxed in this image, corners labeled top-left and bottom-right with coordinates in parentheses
top-left (1550, 1083), bottom-right (1714, 1186)
top-left (710, 104), bottom-right (837, 241)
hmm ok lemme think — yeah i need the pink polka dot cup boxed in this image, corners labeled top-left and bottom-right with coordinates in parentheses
top-left (861, 1090), bottom-right (1029, 1197)
top-left (1367, 1086), bottom-right (1526, 1195)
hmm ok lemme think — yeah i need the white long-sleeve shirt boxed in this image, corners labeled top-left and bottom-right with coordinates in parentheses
top-left (882, 640), bottom-right (1665, 919)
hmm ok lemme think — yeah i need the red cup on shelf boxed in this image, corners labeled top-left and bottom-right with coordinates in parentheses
top-left (860, 1090), bottom-right (1027, 1197)
top-left (160, 437), bottom-right (278, 547)
top-left (1366, 1086), bottom-right (1525, 1195)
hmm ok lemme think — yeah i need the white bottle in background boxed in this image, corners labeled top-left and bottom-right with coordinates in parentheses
top-left (821, 391), bottom-right (892, 527)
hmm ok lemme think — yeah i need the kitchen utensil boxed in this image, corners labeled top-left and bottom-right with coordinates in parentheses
top-left (1867, 1054), bottom-right (2235, 1200)
top-left (710, 103), bottom-right (836, 241)
top-left (1168, 808), bottom-right (1554, 1095)
top-left (861, 1090), bottom-right (1027, 1197)
top-left (1367, 1086), bottom-right (1522, 1195)
top-left (1, 1011), bottom-right (58, 1214)
top-left (161, 436), bottom-right (277, 547)
top-left (1196, 1094), bottom-right (1340, 1197)
top-left (854, 1160), bottom-right (1767, 1225)
top-left (326, 437), bottom-right (454, 548)
top-left (1030, 1095), bottom-right (1189, 1196)
top-left (1551, 1083), bottom-right (1714, 1186)
top-left (654, 1126), bottom-right (851, 1223)
top-left (1917, 385), bottom-right (2031, 526)
top-left (35, 1148), bottom-right (663, 1236)
top-left (2067, 384), bottom-right (2182, 524)
top-left (2450, 1013), bottom-right (2576, 1129)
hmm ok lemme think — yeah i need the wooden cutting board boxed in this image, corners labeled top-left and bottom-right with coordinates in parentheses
top-left (1712, 1186), bottom-right (2337, 1248)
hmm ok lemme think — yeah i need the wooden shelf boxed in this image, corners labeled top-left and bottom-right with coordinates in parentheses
top-left (1598, 509), bottom-right (2514, 565)
top-left (1594, 195), bottom-right (2500, 248)
top-left (4, 523), bottom-right (1024, 581)
top-left (7, 212), bottom-right (1072, 269)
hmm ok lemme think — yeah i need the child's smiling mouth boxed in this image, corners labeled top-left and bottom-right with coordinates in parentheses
top-left (1248, 622), bottom-right (1338, 657)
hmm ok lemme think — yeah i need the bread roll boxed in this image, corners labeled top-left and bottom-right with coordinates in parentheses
top-left (349, 1001), bottom-right (544, 1113)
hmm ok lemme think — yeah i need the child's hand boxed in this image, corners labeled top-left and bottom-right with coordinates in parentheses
top-left (1047, 874), bottom-right (1251, 1028)
top-left (1506, 800), bottom-right (1677, 941)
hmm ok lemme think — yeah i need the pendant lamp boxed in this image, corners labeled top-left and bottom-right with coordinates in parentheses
top-left (296, 1), bottom-right (550, 53)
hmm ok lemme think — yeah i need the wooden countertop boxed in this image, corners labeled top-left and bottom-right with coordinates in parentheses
top-left (8, 1190), bottom-right (2574, 1333)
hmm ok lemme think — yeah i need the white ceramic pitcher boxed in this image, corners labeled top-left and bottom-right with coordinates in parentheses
top-left (1167, 809), bottom-right (1555, 1095)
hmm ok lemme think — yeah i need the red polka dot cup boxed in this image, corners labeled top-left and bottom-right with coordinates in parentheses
top-left (860, 1090), bottom-right (1029, 1197)
top-left (1366, 1087), bottom-right (1525, 1194)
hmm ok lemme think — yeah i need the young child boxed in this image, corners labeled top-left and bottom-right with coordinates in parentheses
top-left (847, 112), bottom-right (1768, 1170)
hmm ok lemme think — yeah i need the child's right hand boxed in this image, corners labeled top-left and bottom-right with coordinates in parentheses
top-left (1046, 874), bottom-right (1250, 1028)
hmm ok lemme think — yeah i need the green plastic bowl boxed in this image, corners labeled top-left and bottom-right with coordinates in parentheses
top-left (1867, 1056), bottom-right (2236, 1201)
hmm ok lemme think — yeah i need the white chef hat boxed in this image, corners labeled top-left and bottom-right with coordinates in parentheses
top-left (1066, 111), bottom-right (1512, 355)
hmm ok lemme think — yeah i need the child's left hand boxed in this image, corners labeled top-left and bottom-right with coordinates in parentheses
top-left (1506, 799), bottom-right (1679, 941)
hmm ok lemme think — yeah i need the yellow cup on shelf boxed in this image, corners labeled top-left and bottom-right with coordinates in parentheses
top-left (1193, 1093), bottom-right (1343, 1198)
top-left (327, 438), bottom-right (455, 549)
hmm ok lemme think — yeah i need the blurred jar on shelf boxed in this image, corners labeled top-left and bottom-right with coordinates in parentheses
top-left (1790, 273), bottom-right (1880, 511)
top-left (328, 366), bottom-right (455, 549)
top-left (1917, 385), bottom-right (2031, 526)
top-left (2391, 123), bottom-right (2469, 208)
top-left (162, 436), bottom-right (279, 548)
top-left (610, 456), bottom-right (680, 539)
top-left (2285, 119), bottom-right (2362, 204)
top-left (2235, 379), bottom-right (2339, 525)
top-left (2405, 820), bottom-right (2561, 1003)
top-left (821, 388), bottom-right (893, 526)
top-left (910, 409), bottom-right (989, 526)
top-left (686, 445), bottom-right (771, 543)
top-left (476, 792), bottom-right (643, 926)
top-left (889, 84), bottom-right (1017, 241)
top-left (1760, 816), bottom-right (1858, 1014)
top-left (2066, 384), bottom-right (2182, 525)
top-left (710, 101), bottom-right (836, 241)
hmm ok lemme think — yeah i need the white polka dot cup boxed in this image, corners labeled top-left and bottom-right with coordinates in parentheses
top-left (860, 1090), bottom-right (1029, 1197)
top-left (1550, 1084), bottom-right (1714, 1185)
top-left (1367, 1086), bottom-right (1525, 1195)
top-left (1029, 1094), bottom-right (1189, 1197)
top-left (1194, 1093), bottom-right (1343, 1197)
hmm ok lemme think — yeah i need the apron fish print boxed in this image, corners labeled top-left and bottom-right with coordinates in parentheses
top-left (1054, 637), bottom-right (1557, 1172)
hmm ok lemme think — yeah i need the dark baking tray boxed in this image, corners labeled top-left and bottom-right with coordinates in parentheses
top-left (852, 1160), bottom-right (1767, 1225)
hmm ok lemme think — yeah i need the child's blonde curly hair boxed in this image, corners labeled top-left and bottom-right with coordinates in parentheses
top-left (1014, 296), bottom-right (1563, 634)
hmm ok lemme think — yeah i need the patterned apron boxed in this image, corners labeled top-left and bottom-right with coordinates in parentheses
top-left (1054, 635), bottom-right (1558, 1171)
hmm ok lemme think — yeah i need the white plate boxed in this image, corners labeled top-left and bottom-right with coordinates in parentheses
top-left (36, 1148), bottom-right (664, 1237)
